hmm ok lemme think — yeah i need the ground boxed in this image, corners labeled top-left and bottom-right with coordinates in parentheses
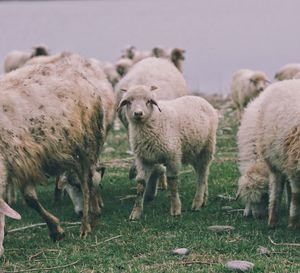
top-left (1, 95), bottom-right (300, 273)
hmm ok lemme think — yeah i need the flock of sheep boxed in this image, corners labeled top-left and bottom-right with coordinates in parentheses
top-left (0, 44), bottom-right (299, 257)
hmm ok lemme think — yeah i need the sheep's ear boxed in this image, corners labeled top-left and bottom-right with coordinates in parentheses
top-left (150, 99), bottom-right (162, 112)
top-left (116, 99), bottom-right (129, 112)
top-left (150, 85), bottom-right (158, 91)
top-left (265, 79), bottom-right (272, 84)
top-left (0, 199), bottom-right (21, 220)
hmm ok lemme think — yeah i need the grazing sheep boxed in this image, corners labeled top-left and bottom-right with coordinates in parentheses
top-left (230, 69), bottom-right (270, 120)
top-left (274, 63), bottom-right (300, 81)
top-left (4, 44), bottom-right (49, 73)
top-left (115, 58), bottom-right (133, 77)
top-left (243, 80), bottom-right (300, 228)
top-left (27, 53), bottom-right (116, 217)
top-left (236, 99), bottom-right (271, 218)
top-left (117, 85), bottom-right (218, 220)
top-left (0, 53), bottom-right (113, 256)
top-left (54, 165), bottom-right (106, 215)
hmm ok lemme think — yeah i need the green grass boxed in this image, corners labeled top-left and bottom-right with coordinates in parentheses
top-left (2, 96), bottom-right (300, 273)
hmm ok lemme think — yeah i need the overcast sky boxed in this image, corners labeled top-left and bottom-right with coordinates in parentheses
top-left (0, 0), bottom-right (300, 94)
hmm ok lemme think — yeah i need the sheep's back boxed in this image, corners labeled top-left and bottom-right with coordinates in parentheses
top-left (257, 80), bottom-right (300, 175)
top-left (158, 96), bottom-right (218, 163)
top-left (0, 53), bottom-right (107, 184)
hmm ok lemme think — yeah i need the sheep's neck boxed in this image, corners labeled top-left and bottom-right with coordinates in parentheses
top-left (129, 117), bottom-right (167, 163)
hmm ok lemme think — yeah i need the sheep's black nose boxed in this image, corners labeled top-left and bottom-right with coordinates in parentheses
top-left (134, 111), bottom-right (143, 117)
top-left (258, 87), bottom-right (264, 92)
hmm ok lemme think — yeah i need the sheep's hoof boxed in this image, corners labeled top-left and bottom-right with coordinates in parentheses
top-left (129, 208), bottom-right (141, 221)
top-left (268, 215), bottom-right (278, 229)
top-left (80, 223), bottom-right (92, 239)
top-left (191, 199), bottom-right (204, 211)
top-left (288, 217), bottom-right (299, 229)
top-left (171, 202), bottom-right (181, 216)
top-left (50, 226), bottom-right (65, 242)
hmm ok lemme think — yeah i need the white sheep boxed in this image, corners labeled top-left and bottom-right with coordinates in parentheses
top-left (0, 53), bottom-right (114, 256)
top-left (4, 44), bottom-right (50, 73)
top-left (236, 99), bottom-right (271, 218)
top-left (115, 58), bottom-right (134, 78)
top-left (243, 79), bottom-right (300, 228)
top-left (117, 85), bottom-right (218, 220)
top-left (151, 46), bottom-right (169, 59)
top-left (274, 63), bottom-right (300, 81)
top-left (121, 45), bottom-right (136, 60)
top-left (115, 57), bottom-right (189, 188)
top-left (230, 69), bottom-right (270, 120)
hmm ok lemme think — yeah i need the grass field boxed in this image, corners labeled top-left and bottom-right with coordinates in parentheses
top-left (1, 95), bottom-right (300, 273)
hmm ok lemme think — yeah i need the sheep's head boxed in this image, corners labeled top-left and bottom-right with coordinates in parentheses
top-left (121, 46), bottom-right (136, 60)
top-left (152, 47), bottom-right (168, 58)
top-left (249, 72), bottom-right (270, 94)
top-left (115, 58), bottom-right (133, 77)
top-left (32, 44), bottom-right (50, 57)
top-left (170, 48), bottom-right (185, 62)
top-left (236, 163), bottom-right (269, 218)
top-left (117, 85), bottom-right (161, 123)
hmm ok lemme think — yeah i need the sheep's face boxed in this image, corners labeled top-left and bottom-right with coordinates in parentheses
top-left (237, 170), bottom-right (269, 218)
top-left (171, 48), bottom-right (185, 62)
top-left (117, 85), bottom-right (161, 124)
top-left (152, 47), bottom-right (167, 58)
top-left (122, 46), bottom-right (136, 60)
top-left (249, 74), bottom-right (269, 94)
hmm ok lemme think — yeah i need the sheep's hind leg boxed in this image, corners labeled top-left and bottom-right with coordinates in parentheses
top-left (79, 167), bottom-right (93, 238)
top-left (268, 172), bottom-right (285, 228)
top-left (288, 181), bottom-right (300, 229)
top-left (144, 165), bottom-right (165, 202)
top-left (21, 184), bottom-right (64, 242)
top-left (191, 148), bottom-right (212, 211)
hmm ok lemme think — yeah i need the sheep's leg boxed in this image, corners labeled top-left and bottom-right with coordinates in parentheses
top-left (129, 163), bottom-right (153, 220)
top-left (89, 184), bottom-right (102, 228)
top-left (288, 181), bottom-right (300, 228)
top-left (21, 184), bottom-right (64, 241)
top-left (129, 178), bottom-right (146, 221)
top-left (192, 147), bottom-right (213, 211)
top-left (167, 175), bottom-right (181, 216)
top-left (144, 165), bottom-right (165, 202)
top-left (79, 166), bottom-right (93, 238)
top-left (268, 172), bottom-right (284, 228)
top-left (158, 165), bottom-right (167, 190)
top-left (286, 180), bottom-right (292, 211)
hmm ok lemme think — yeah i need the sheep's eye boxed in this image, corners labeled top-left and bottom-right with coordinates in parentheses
top-left (250, 79), bottom-right (258, 85)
